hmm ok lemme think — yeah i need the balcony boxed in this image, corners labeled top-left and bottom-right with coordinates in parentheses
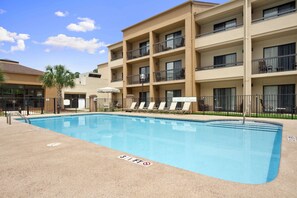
top-left (127, 46), bottom-right (149, 60)
top-left (154, 68), bottom-right (185, 83)
top-left (154, 36), bottom-right (185, 53)
top-left (195, 62), bottom-right (243, 82)
top-left (196, 24), bottom-right (243, 50)
top-left (111, 75), bottom-right (123, 82)
top-left (127, 73), bottom-right (150, 85)
top-left (110, 76), bottom-right (123, 88)
top-left (252, 54), bottom-right (297, 75)
top-left (111, 53), bottom-right (123, 61)
top-left (251, 9), bottom-right (297, 37)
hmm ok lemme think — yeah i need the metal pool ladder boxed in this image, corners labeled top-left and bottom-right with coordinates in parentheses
top-left (6, 112), bottom-right (31, 125)
top-left (242, 112), bottom-right (246, 125)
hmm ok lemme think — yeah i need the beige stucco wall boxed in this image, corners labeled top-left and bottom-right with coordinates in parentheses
top-left (200, 44), bottom-right (243, 67)
top-left (157, 27), bottom-right (185, 43)
top-left (252, 0), bottom-right (296, 20)
top-left (3, 72), bottom-right (57, 98)
top-left (123, 4), bottom-right (192, 40)
top-left (159, 54), bottom-right (185, 71)
top-left (63, 75), bottom-right (108, 98)
top-left (158, 83), bottom-right (185, 99)
top-left (200, 80), bottom-right (243, 97)
top-left (130, 61), bottom-right (150, 75)
top-left (252, 35), bottom-right (297, 60)
top-left (252, 76), bottom-right (297, 95)
top-left (4, 73), bottom-right (42, 86)
top-left (200, 13), bottom-right (243, 35)
top-left (111, 67), bottom-right (123, 80)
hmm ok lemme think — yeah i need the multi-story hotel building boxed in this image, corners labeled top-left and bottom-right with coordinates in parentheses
top-left (107, 0), bottom-right (297, 113)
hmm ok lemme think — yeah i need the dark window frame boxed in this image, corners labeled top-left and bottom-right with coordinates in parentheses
top-left (165, 60), bottom-right (183, 81)
top-left (139, 66), bottom-right (150, 83)
top-left (213, 53), bottom-right (237, 68)
top-left (213, 18), bottom-right (237, 32)
top-left (263, 1), bottom-right (296, 18)
top-left (139, 41), bottom-right (150, 56)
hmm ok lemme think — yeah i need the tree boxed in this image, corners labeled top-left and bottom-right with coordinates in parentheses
top-left (41, 65), bottom-right (75, 112)
top-left (74, 72), bottom-right (80, 78)
top-left (93, 68), bottom-right (98, 73)
top-left (0, 69), bottom-right (4, 84)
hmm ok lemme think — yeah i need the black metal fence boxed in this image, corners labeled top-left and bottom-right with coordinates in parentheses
top-left (127, 46), bottom-right (150, 60)
top-left (154, 68), bottom-right (185, 82)
top-left (252, 54), bottom-right (297, 74)
top-left (127, 73), bottom-right (150, 85)
top-left (197, 95), bottom-right (297, 119)
top-left (154, 36), bottom-right (185, 53)
top-left (1, 95), bottom-right (296, 119)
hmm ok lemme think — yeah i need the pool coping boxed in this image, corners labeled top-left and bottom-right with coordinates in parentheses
top-left (1, 112), bottom-right (296, 197)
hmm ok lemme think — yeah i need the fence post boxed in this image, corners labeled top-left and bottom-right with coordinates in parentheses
top-left (292, 105), bottom-right (294, 120)
top-left (256, 95), bottom-right (259, 117)
top-left (54, 98), bottom-right (56, 114)
top-left (26, 103), bottom-right (29, 116)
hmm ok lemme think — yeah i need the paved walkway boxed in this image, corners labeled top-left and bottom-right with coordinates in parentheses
top-left (0, 112), bottom-right (296, 197)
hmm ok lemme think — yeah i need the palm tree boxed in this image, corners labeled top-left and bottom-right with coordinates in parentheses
top-left (0, 69), bottom-right (4, 84)
top-left (41, 65), bottom-right (75, 113)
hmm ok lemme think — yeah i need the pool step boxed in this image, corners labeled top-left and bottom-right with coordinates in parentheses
top-left (207, 122), bottom-right (280, 132)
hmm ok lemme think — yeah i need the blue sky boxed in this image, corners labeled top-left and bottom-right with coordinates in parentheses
top-left (0, 0), bottom-right (227, 73)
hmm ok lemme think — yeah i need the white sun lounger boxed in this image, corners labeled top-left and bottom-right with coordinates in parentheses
top-left (125, 102), bottom-right (137, 112)
top-left (144, 102), bottom-right (155, 112)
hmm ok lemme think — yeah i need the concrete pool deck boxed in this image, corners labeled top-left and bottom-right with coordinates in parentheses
top-left (0, 112), bottom-right (296, 197)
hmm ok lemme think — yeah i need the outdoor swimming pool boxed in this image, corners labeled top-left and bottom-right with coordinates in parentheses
top-left (28, 114), bottom-right (282, 184)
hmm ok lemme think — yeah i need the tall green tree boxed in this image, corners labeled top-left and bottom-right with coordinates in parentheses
top-left (0, 69), bottom-right (4, 84)
top-left (41, 65), bottom-right (75, 111)
top-left (74, 72), bottom-right (80, 78)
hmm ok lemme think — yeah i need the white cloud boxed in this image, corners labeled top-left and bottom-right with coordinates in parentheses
top-left (44, 48), bottom-right (51, 53)
top-left (0, 9), bottom-right (6, 14)
top-left (99, 49), bottom-right (105, 54)
top-left (0, 26), bottom-right (30, 52)
top-left (55, 11), bottom-right (68, 17)
top-left (67, 17), bottom-right (98, 32)
top-left (43, 34), bottom-right (106, 54)
top-left (11, 40), bottom-right (25, 52)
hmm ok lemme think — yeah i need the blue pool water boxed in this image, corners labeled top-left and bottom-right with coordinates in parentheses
top-left (28, 114), bottom-right (282, 184)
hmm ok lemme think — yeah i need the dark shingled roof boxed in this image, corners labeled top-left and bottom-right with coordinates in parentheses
top-left (0, 59), bottom-right (43, 76)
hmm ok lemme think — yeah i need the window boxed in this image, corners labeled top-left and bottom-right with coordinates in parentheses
top-left (64, 94), bottom-right (86, 109)
top-left (165, 31), bottom-right (182, 49)
top-left (165, 90), bottom-right (182, 108)
top-left (263, 2), bottom-right (295, 19)
top-left (139, 66), bottom-right (150, 83)
top-left (0, 84), bottom-right (45, 111)
top-left (139, 92), bottom-right (150, 107)
top-left (214, 19), bottom-right (237, 32)
top-left (165, 60), bottom-right (183, 81)
top-left (263, 84), bottom-right (295, 112)
top-left (139, 41), bottom-right (149, 57)
top-left (264, 43), bottom-right (296, 71)
top-left (214, 53), bottom-right (237, 68)
top-left (214, 88), bottom-right (236, 111)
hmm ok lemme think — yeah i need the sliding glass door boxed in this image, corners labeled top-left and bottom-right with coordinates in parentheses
top-left (214, 88), bottom-right (236, 111)
top-left (263, 84), bottom-right (295, 112)
top-left (264, 43), bottom-right (296, 71)
top-left (166, 60), bottom-right (182, 81)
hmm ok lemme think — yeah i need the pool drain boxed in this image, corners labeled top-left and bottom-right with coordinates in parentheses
top-left (287, 136), bottom-right (296, 142)
top-left (47, 142), bottom-right (61, 147)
